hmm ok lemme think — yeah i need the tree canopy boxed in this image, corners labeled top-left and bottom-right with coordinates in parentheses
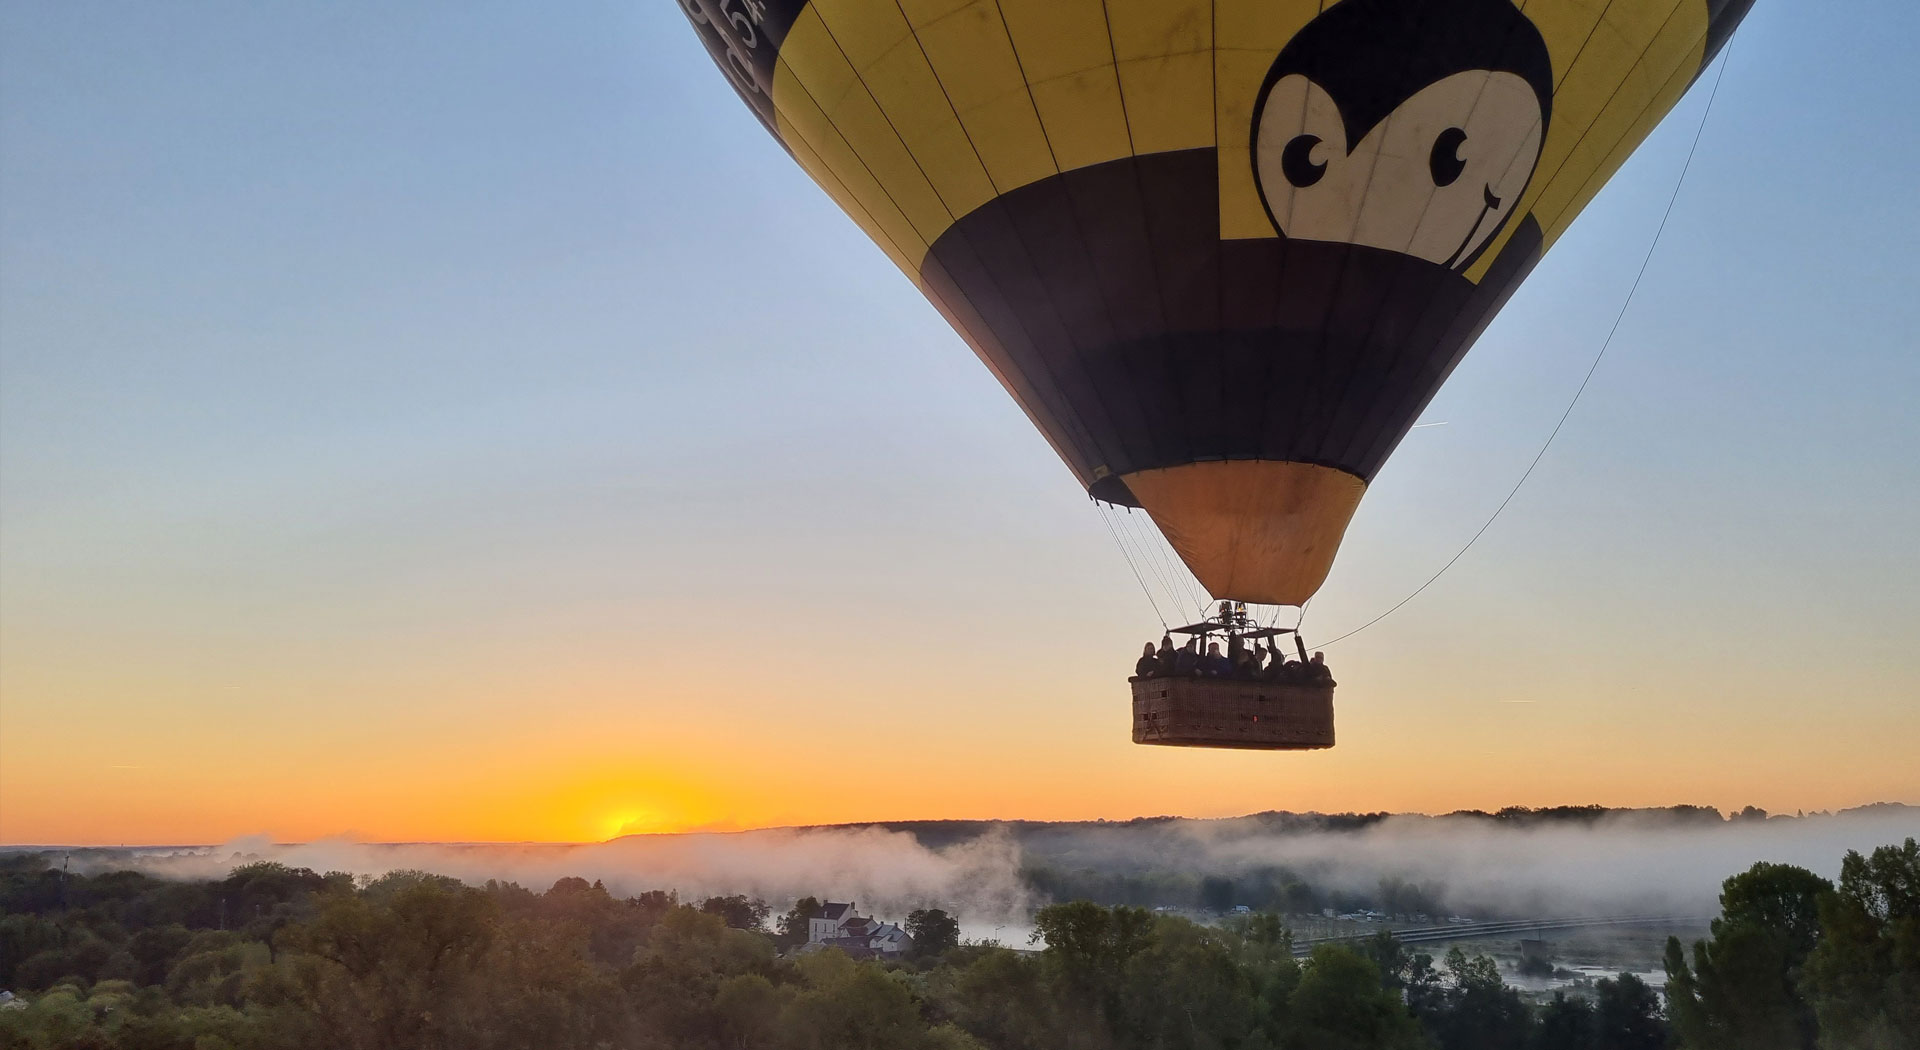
top-left (0, 837), bottom-right (1912, 1050)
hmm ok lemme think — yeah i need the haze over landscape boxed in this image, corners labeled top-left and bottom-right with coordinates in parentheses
top-left (58, 806), bottom-right (1918, 926)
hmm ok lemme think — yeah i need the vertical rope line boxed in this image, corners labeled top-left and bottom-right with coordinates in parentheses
top-left (1099, 503), bottom-right (1168, 628)
top-left (1120, 507), bottom-right (1184, 620)
top-left (1315, 35), bottom-right (1739, 651)
top-left (1130, 510), bottom-right (1207, 620)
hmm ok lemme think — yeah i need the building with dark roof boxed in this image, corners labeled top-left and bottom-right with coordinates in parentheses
top-left (801, 901), bottom-right (913, 957)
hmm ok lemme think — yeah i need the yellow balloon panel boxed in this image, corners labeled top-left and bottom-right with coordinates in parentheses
top-left (732, 0), bottom-right (1725, 283)
top-left (680, 0), bottom-right (1750, 602)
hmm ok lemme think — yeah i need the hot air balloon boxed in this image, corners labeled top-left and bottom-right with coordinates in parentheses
top-left (677, 0), bottom-right (1752, 749)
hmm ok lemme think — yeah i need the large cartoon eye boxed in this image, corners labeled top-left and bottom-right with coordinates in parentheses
top-left (1256, 69), bottom-right (1542, 268)
top-left (1253, 75), bottom-right (1347, 236)
top-left (1281, 135), bottom-right (1327, 188)
top-left (1429, 127), bottom-right (1468, 187)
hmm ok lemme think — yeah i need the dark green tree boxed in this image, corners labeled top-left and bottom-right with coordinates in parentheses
top-left (1354, 929), bottom-right (1441, 1009)
top-left (778, 896), bottom-right (825, 948)
top-left (1666, 861), bottom-right (1831, 1050)
top-left (1032, 901), bottom-right (1155, 1000)
top-left (715, 973), bottom-right (788, 1049)
top-left (1592, 972), bottom-right (1665, 1050)
top-left (623, 907), bottom-right (776, 1045)
top-left (700, 894), bottom-right (771, 931)
top-left (1419, 947), bottom-right (1534, 1050)
top-left (1225, 911), bottom-right (1303, 1039)
top-left (1113, 916), bottom-right (1263, 1049)
top-left (1286, 944), bottom-right (1425, 1050)
top-left (262, 878), bottom-right (498, 1050)
top-left (1030, 901), bottom-right (1158, 1048)
top-left (125, 923), bottom-right (193, 986)
top-left (1800, 837), bottom-right (1920, 1050)
top-left (933, 947), bottom-right (1053, 1050)
top-left (530, 876), bottom-right (654, 968)
top-left (0, 913), bottom-right (65, 988)
top-left (780, 949), bottom-right (966, 1050)
top-left (1533, 992), bottom-right (1596, 1050)
top-left (1720, 862), bottom-right (1828, 962)
top-left (907, 908), bottom-right (962, 959)
top-left (630, 888), bottom-right (680, 930)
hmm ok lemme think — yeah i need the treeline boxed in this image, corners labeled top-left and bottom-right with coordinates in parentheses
top-left (0, 838), bottom-right (1912, 1050)
top-left (849, 802), bottom-right (1898, 848)
top-left (0, 857), bottom-right (1630, 1050)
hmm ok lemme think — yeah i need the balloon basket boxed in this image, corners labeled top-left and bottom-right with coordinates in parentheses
top-left (1131, 676), bottom-right (1335, 750)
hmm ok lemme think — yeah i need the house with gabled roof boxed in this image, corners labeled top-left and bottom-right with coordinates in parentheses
top-left (868, 922), bottom-right (909, 954)
top-left (808, 901), bottom-right (857, 944)
top-left (801, 901), bottom-right (912, 957)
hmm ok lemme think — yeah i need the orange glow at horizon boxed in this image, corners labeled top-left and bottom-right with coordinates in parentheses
top-left (4, 646), bottom-right (1915, 846)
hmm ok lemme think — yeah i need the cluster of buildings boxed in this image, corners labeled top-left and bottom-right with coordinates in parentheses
top-left (795, 901), bottom-right (911, 959)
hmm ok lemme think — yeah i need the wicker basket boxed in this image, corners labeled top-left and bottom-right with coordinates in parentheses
top-left (1131, 675), bottom-right (1335, 750)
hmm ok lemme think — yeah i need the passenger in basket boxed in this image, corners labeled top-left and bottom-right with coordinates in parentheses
top-left (1135, 642), bottom-right (1162, 678)
top-left (1202, 642), bottom-right (1233, 677)
top-left (1174, 638), bottom-right (1200, 676)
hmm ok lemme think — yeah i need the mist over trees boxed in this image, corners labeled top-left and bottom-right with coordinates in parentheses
top-left (50, 804), bottom-right (1910, 937)
top-left (921, 804), bottom-right (1910, 922)
top-left (0, 837), bottom-right (1912, 1050)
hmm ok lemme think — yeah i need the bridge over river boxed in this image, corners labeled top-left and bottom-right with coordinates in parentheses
top-left (1290, 916), bottom-right (1707, 958)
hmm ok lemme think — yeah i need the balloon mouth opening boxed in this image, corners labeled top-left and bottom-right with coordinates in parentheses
top-left (1117, 460), bottom-right (1366, 607)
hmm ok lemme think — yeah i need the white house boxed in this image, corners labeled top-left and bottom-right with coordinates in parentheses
top-left (867, 922), bottom-right (910, 954)
top-left (801, 901), bottom-right (912, 957)
top-left (808, 902), bottom-right (857, 943)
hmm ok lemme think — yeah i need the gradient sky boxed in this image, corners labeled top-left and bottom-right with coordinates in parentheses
top-left (3, 2), bottom-right (1915, 846)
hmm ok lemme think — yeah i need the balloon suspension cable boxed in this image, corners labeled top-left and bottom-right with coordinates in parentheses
top-left (1266, 599), bottom-right (1308, 632)
top-left (1131, 509), bottom-right (1210, 621)
top-left (1098, 499), bottom-right (1214, 625)
top-left (1314, 34), bottom-right (1739, 652)
top-left (1098, 502), bottom-right (1168, 630)
top-left (1103, 499), bottom-right (1308, 632)
top-left (1120, 506), bottom-right (1188, 620)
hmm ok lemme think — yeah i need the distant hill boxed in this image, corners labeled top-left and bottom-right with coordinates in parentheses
top-left (780, 802), bottom-right (1915, 853)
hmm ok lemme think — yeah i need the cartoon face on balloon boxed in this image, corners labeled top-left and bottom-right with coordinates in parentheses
top-left (1252, 0), bottom-right (1556, 273)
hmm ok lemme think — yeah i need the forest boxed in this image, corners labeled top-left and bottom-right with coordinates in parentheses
top-left (0, 837), bottom-right (1912, 1050)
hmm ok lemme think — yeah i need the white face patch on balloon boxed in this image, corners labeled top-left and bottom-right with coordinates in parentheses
top-left (1255, 69), bottom-right (1544, 271)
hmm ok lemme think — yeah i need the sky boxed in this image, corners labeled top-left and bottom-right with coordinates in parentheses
top-left (2, 1), bottom-right (1915, 847)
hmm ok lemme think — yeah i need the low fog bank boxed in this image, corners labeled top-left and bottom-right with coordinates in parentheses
top-left (1079, 805), bottom-right (1920, 919)
top-left (51, 804), bottom-right (1919, 926)
top-left (88, 826), bottom-right (1034, 924)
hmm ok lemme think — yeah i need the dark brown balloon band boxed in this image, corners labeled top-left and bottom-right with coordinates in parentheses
top-left (921, 149), bottom-right (1543, 504)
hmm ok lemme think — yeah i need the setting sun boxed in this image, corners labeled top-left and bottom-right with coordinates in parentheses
top-left (603, 810), bottom-right (673, 840)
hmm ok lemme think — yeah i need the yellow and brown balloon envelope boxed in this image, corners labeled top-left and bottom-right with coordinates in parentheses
top-left (679, 0), bottom-right (1751, 605)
